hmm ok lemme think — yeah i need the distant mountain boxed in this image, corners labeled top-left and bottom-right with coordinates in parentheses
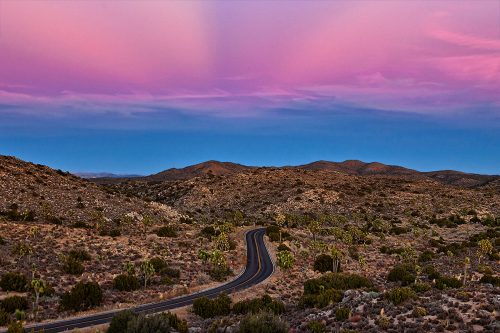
top-left (144, 161), bottom-right (254, 181)
top-left (92, 159), bottom-right (499, 188)
top-left (74, 172), bottom-right (142, 179)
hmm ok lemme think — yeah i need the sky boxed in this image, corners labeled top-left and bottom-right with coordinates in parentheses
top-left (0, 0), bottom-right (499, 174)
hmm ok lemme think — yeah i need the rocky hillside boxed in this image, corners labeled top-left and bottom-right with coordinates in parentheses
top-left (0, 155), bottom-right (180, 230)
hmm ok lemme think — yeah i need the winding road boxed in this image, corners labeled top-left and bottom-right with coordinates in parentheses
top-left (12, 228), bottom-right (274, 333)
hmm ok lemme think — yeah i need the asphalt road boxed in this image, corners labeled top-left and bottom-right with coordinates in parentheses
top-left (7, 228), bottom-right (274, 333)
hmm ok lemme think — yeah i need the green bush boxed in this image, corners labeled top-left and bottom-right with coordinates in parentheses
top-left (303, 273), bottom-right (373, 295)
top-left (113, 274), bottom-right (140, 291)
top-left (268, 232), bottom-right (280, 242)
top-left (0, 272), bottom-right (27, 292)
top-left (479, 274), bottom-right (500, 287)
top-left (232, 295), bottom-right (285, 315)
top-left (435, 276), bottom-right (462, 290)
top-left (192, 294), bottom-right (231, 319)
top-left (307, 320), bottom-right (326, 333)
top-left (299, 289), bottom-right (343, 308)
top-left (277, 243), bottom-right (291, 252)
top-left (108, 310), bottom-right (137, 333)
top-left (238, 311), bottom-right (289, 333)
top-left (62, 256), bottom-right (84, 275)
top-left (0, 236), bottom-right (5, 245)
top-left (387, 264), bottom-right (416, 286)
top-left (125, 313), bottom-right (172, 333)
top-left (1, 296), bottom-right (28, 313)
top-left (60, 281), bottom-right (103, 311)
top-left (418, 250), bottom-right (435, 263)
top-left (200, 226), bottom-right (217, 239)
top-left (209, 266), bottom-right (232, 281)
top-left (6, 321), bottom-right (23, 333)
top-left (313, 254), bottom-right (334, 273)
top-left (335, 306), bottom-right (351, 321)
top-left (385, 287), bottom-right (417, 305)
top-left (164, 312), bottom-right (188, 333)
top-left (161, 267), bottom-right (180, 279)
top-left (0, 308), bottom-right (11, 326)
top-left (411, 282), bottom-right (431, 293)
top-left (68, 249), bottom-right (91, 261)
top-left (150, 257), bottom-right (167, 272)
top-left (423, 265), bottom-right (441, 280)
top-left (156, 226), bottom-right (178, 238)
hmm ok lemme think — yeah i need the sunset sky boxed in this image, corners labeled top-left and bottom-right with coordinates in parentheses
top-left (0, 1), bottom-right (499, 174)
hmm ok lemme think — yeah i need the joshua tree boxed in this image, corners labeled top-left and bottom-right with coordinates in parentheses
top-left (358, 254), bottom-right (367, 273)
top-left (140, 260), bottom-right (155, 288)
top-left (330, 246), bottom-right (342, 273)
top-left (215, 232), bottom-right (231, 252)
top-left (31, 279), bottom-right (47, 320)
top-left (463, 257), bottom-right (470, 285)
top-left (275, 213), bottom-right (286, 243)
top-left (123, 261), bottom-right (136, 276)
top-left (307, 219), bottom-right (322, 242)
top-left (477, 239), bottom-right (493, 265)
top-left (142, 215), bottom-right (154, 238)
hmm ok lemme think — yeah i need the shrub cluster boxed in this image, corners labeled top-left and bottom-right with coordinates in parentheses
top-left (0, 308), bottom-right (11, 326)
top-left (192, 294), bottom-right (231, 319)
top-left (200, 226), bottom-right (218, 239)
top-left (156, 226), bottom-right (178, 237)
top-left (479, 274), bottom-right (500, 287)
top-left (62, 256), bottom-right (85, 275)
top-left (335, 306), bottom-right (351, 321)
top-left (232, 295), bottom-right (285, 315)
top-left (108, 310), bottom-right (188, 333)
top-left (113, 274), bottom-right (140, 291)
top-left (60, 281), bottom-right (103, 311)
top-left (299, 289), bottom-right (343, 308)
top-left (238, 311), bottom-right (289, 333)
top-left (0, 273), bottom-right (27, 292)
top-left (387, 264), bottom-right (416, 286)
top-left (313, 254), bottom-right (334, 273)
top-left (385, 287), bottom-right (417, 305)
top-left (435, 276), bottom-right (462, 290)
top-left (0, 296), bottom-right (28, 313)
top-left (68, 249), bottom-right (91, 261)
top-left (418, 250), bottom-right (435, 263)
top-left (306, 320), bottom-right (326, 333)
top-left (304, 273), bottom-right (373, 295)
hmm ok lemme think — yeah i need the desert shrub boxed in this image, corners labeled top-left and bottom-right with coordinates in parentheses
top-left (161, 267), bottom-right (180, 279)
top-left (0, 296), bottom-right (28, 313)
top-left (238, 311), bottom-right (289, 333)
top-left (313, 254), bottom-right (333, 273)
top-left (299, 289), bottom-right (343, 308)
top-left (435, 276), bottom-right (462, 290)
top-left (0, 236), bottom-right (5, 245)
top-left (72, 221), bottom-right (89, 229)
top-left (423, 265), bottom-right (441, 280)
top-left (387, 264), bottom-right (416, 286)
top-left (307, 320), bottom-right (326, 333)
top-left (335, 306), bottom-right (351, 321)
top-left (209, 266), bottom-right (232, 281)
top-left (411, 282), bottom-right (431, 293)
top-left (385, 287), bottom-right (417, 305)
top-left (6, 321), bottom-right (23, 333)
top-left (163, 312), bottom-right (188, 333)
top-left (113, 274), bottom-right (140, 291)
top-left (68, 249), bottom-right (91, 261)
top-left (149, 257), bottom-right (167, 272)
top-left (156, 226), bottom-right (178, 238)
top-left (479, 274), bottom-right (500, 287)
top-left (268, 232), bottom-right (280, 242)
top-left (179, 216), bottom-right (193, 224)
top-left (125, 313), bottom-right (172, 333)
top-left (276, 250), bottom-right (295, 270)
top-left (192, 294), bottom-right (231, 319)
top-left (0, 308), bottom-right (11, 326)
top-left (0, 272), bottom-right (27, 292)
top-left (62, 256), bottom-right (84, 275)
top-left (60, 281), bottom-right (103, 311)
top-left (100, 228), bottom-right (121, 237)
top-left (390, 226), bottom-right (410, 235)
top-left (200, 226), bottom-right (217, 239)
top-left (412, 306), bottom-right (427, 317)
top-left (108, 310), bottom-right (137, 333)
top-left (418, 250), bottom-right (435, 263)
top-left (277, 243), bottom-right (291, 252)
top-left (303, 273), bottom-right (373, 295)
top-left (265, 225), bottom-right (280, 236)
top-left (379, 246), bottom-right (405, 255)
top-left (232, 295), bottom-right (285, 315)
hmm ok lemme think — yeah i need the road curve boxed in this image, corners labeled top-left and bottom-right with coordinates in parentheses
top-left (12, 228), bottom-right (274, 333)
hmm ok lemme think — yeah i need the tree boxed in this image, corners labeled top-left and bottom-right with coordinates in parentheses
top-left (477, 239), bottom-right (493, 265)
top-left (31, 279), bottom-right (47, 320)
top-left (277, 250), bottom-right (294, 270)
top-left (142, 215), bottom-right (154, 238)
top-left (308, 220), bottom-right (322, 242)
top-left (330, 246), bottom-right (342, 273)
top-left (214, 232), bottom-right (230, 252)
top-left (140, 260), bottom-right (155, 288)
top-left (463, 257), bottom-right (470, 285)
top-left (275, 213), bottom-right (286, 243)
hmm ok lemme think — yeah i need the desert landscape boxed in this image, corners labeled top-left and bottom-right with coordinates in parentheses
top-left (1, 156), bottom-right (499, 332)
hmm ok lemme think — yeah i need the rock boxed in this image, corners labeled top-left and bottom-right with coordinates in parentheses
top-left (188, 327), bottom-right (202, 333)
